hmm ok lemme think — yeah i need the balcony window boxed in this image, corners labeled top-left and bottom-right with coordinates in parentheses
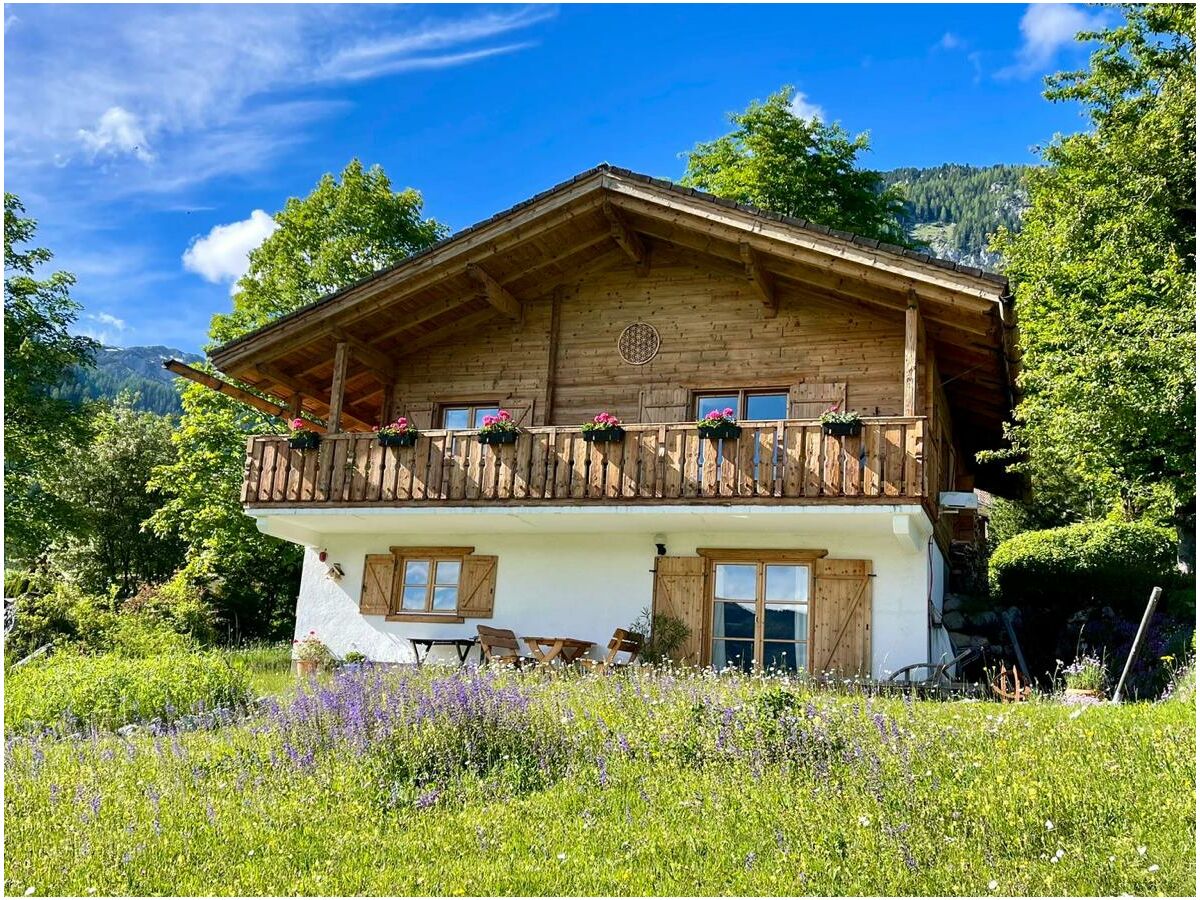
top-left (441, 404), bottom-right (501, 430)
top-left (694, 390), bottom-right (787, 421)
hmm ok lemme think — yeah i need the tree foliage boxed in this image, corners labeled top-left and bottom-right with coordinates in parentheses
top-left (153, 160), bottom-right (446, 641)
top-left (990, 5), bottom-right (1195, 539)
top-left (49, 395), bottom-right (185, 597)
top-left (4, 194), bottom-right (99, 565)
top-left (680, 86), bottom-right (909, 245)
top-left (209, 159), bottom-right (447, 344)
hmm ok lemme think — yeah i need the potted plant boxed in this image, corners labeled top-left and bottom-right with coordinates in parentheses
top-left (1062, 653), bottom-right (1108, 701)
top-left (819, 405), bottom-right (863, 436)
top-left (376, 415), bottom-right (419, 447)
top-left (696, 407), bottom-right (741, 440)
top-left (287, 417), bottom-right (321, 450)
top-left (582, 411), bottom-right (625, 443)
top-left (477, 409), bottom-right (520, 445)
top-left (293, 630), bottom-right (329, 677)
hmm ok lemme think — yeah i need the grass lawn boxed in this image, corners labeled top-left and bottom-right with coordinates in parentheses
top-left (4, 665), bottom-right (1194, 896)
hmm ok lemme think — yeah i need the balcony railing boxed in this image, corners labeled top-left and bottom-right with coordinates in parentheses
top-left (241, 418), bottom-right (928, 507)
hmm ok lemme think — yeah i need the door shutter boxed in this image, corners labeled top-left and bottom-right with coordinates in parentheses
top-left (457, 555), bottom-right (498, 618)
top-left (504, 397), bottom-right (536, 426)
top-left (811, 558), bottom-right (872, 676)
top-left (651, 556), bottom-right (707, 664)
top-left (639, 386), bottom-right (690, 423)
top-left (789, 382), bottom-right (847, 419)
top-left (360, 554), bottom-right (395, 616)
top-left (406, 402), bottom-right (434, 430)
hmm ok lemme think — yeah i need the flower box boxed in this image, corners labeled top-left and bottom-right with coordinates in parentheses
top-left (821, 420), bottom-right (862, 437)
top-left (582, 426), bottom-right (625, 443)
top-left (378, 431), bottom-right (418, 448)
top-left (288, 432), bottom-right (321, 450)
top-left (698, 423), bottom-right (742, 440)
top-left (478, 430), bottom-right (519, 445)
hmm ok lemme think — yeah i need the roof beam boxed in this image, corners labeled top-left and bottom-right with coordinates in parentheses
top-left (330, 328), bottom-right (396, 381)
top-left (163, 360), bottom-right (326, 432)
top-left (466, 264), bottom-right (522, 319)
top-left (739, 242), bottom-right (778, 317)
top-left (253, 361), bottom-right (373, 432)
top-left (602, 201), bottom-right (648, 271)
top-left (402, 308), bottom-right (500, 355)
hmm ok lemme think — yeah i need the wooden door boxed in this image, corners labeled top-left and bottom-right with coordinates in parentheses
top-left (810, 558), bottom-right (873, 676)
top-left (651, 555), bottom-right (707, 664)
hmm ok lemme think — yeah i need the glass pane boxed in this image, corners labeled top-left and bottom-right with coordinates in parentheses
top-left (443, 408), bottom-right (469, 430)
top-left (712, 640), bottom-right (755, 672)
top-left (745, 393), bottom-right (787, 420)
top-left (432, 586), bottom-right (458, 611)
top-left (712, 600), bottom-right (756, 640)
top-left (696, 395), bottom-right (739, 420)
top-left (715, 563), bottom-right (756, 600)
top-left (404, 560), bottom-right (430, 585)
top-left (764, 603), bottom-right (808, 641)
top-left (401, 585), bottom-right (428, 611)
top-left (435, 560), bottom-right (461, 585)
top-left (765, 565), bottom-right (809, 602)
top-left (763, 641), bottom-right (806, 673)
top-left (471, 407), bottom-right (500, 427)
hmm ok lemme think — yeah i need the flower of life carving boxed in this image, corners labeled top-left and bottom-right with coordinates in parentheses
top-left (617, 322), bottom-right (660, 366)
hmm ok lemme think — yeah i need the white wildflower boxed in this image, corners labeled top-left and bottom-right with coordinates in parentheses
top-left (24, 889), bottom-right (35, 897)
top-left (557, 852), bottom-right (567, 861)
top-left (1148, 865), bottom-right (1159, 873)
top-left (987, 880), bottom-right (998, 891)
top-left (1045, 820), bottom-right (1055, 831)
top-left (858, 815), bottom-right (871, 827)
top-left (1137, 846), bottom-right (1147, 856)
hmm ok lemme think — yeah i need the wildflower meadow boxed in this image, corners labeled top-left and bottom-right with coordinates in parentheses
top-left (4, 663), bottom-right (1194, 896)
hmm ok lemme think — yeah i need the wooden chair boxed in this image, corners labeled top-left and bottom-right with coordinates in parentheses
top-left (580, 628), bottom-right (644, 674)
top-left (476, 625), bottom-right (540, 669)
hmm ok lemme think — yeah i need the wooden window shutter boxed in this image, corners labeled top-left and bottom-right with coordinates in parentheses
top-left (457, 555), bottom-right (498, 618)
top-left (651, 556), bottom-right (708, 664)
top-left (811, 558), bottom-right (873, 676)
top-left (360, 554), bottom-right (396, 616)
top-left (638, 386), bottom-right (690, 424)
top-left (406, 402), bottom-right (434, 429)
top-left (788, 382), bottom-right (847, 420)
top-left (504, 397), bottom-right (536, 426)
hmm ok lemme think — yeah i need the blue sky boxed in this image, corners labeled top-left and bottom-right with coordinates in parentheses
top-left (4, 3), bottom-right (1111, 353)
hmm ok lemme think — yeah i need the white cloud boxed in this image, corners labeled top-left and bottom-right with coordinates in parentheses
top-left (88, 312), bottom-right (127, 330)
top-left (182, 210), bottom-right (278, 289)
top-left (78, 311), bottom-right (128, 344)
top-left (937, 32), bottom-right (964, 51)
top-left (788, 91), bottom-right (824, 122)
top-left (77, 106), bottom-right (154, 163)
top-left (1000, 4), bottom-right (1108, 78)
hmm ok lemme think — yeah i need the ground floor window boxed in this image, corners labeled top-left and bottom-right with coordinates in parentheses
top-left (711, 559), bottom-right (810, 672)
top-left (393, 553), bottom-right (465, 615)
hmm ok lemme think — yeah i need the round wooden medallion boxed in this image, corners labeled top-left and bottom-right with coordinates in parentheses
top-left (617, 322), bottom-right (660, 366)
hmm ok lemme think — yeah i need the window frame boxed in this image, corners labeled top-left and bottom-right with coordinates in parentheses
top-left (704, 553), bottom-right (815, 673)
top-left (387, 546), bottom-right (474, 621)
top-left (437, 401), bottom-right (504, 430)
top-left (692, 387), bottom-right (789, 421)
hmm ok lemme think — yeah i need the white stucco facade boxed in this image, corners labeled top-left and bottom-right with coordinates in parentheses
top-left (256, 504), bottom-right (946, 679)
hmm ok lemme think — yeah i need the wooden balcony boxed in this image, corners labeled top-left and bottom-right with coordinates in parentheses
top-left (242, 418), bottom-right (934, 508)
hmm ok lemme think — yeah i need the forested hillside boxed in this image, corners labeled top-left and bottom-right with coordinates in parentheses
top-left (53, 345), bottom-right (200, 415)
top-left (883, 164), bottom-right (1030, 271)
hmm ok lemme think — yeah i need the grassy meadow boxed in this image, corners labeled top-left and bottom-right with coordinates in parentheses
top-left (4, 663), bottom-right (1195, 896)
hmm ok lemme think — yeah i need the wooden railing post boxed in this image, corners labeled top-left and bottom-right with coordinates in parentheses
top-left (327, 341), bottom-right (349, 433)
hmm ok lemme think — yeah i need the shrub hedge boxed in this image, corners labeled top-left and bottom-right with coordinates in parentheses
top-left (988, 520), bottom-right (1178, 613)
top-left (5, 651), bottom-right (251, 734)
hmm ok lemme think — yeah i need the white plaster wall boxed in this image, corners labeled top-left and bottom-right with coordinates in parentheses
top-left (289, 510), bottom-right (935, 678)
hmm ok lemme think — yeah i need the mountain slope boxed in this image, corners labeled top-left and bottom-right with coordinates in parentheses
top-left (883, 163), bottom-right (1030, 271)
top-left (54, 345), bottom-right (202, 415)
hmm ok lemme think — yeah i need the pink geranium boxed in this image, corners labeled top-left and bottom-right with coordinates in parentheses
top-left (581, 411), bottom-right (623, 434)
top-left (377, 415), bottom-right (417, 437)
top-left (478, 409), bottom-right (519, 436)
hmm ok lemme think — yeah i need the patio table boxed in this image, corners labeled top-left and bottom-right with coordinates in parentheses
top-left (409, 637), bottom-right (478, 667)
top-left (522, 636), bottom-right (595, 665)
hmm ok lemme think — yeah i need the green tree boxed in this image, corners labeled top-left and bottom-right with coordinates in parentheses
top-left (680, 86), bottom-right (909, 244)
top-left (210, 159), bottom-right (447, 343)
top-left (4, 194), bottom-right (98, 565)
top-left (50, 395), bottom-right (185, 597)
top-left (154, 160), bottom-right (446, 640)
top-left (991, 5), bottom-right (1195, 557)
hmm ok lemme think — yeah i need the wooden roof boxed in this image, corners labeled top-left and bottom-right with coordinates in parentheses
top-left (209, 164), bottom-right (1019, 476)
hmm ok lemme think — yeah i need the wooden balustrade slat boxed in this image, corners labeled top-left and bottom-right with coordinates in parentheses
top-left (757, 427), bottom-right (776, 496)
top-left (736, 429), bottom-right (755, 496)
top-left (883, 424), bottom-right (904, 497)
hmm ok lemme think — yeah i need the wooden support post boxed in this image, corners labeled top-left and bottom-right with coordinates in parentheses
top-left (286, 393), bottom-right (302, 420)
top-left (327, 341), bottom-right (349, 433)
top-left (380, 382), bottom-right (395, 425)
top-left (739, 242), bottom-right (778, 317)
top-left (330, 328), bottom-right (396, 382)
top-left (903, 294), bottom-right (921, 416)
top-left (1111, 586), bottom-right (1163, 703)
top-left (543, 287), bottom-right (563, 424)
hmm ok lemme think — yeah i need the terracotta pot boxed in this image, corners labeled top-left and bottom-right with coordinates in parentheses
top-left (296, 658), bottom-right (319, 678)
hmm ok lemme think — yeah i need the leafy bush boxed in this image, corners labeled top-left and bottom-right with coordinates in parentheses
top-left (989, 521), bottom-right (1177, 613)
top-left (5, 651), bottom-right (251, 733)
top-left (1062, 654), bottom-right (1108, 692)
top-left (630, 607), bottom-right (691, 664)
